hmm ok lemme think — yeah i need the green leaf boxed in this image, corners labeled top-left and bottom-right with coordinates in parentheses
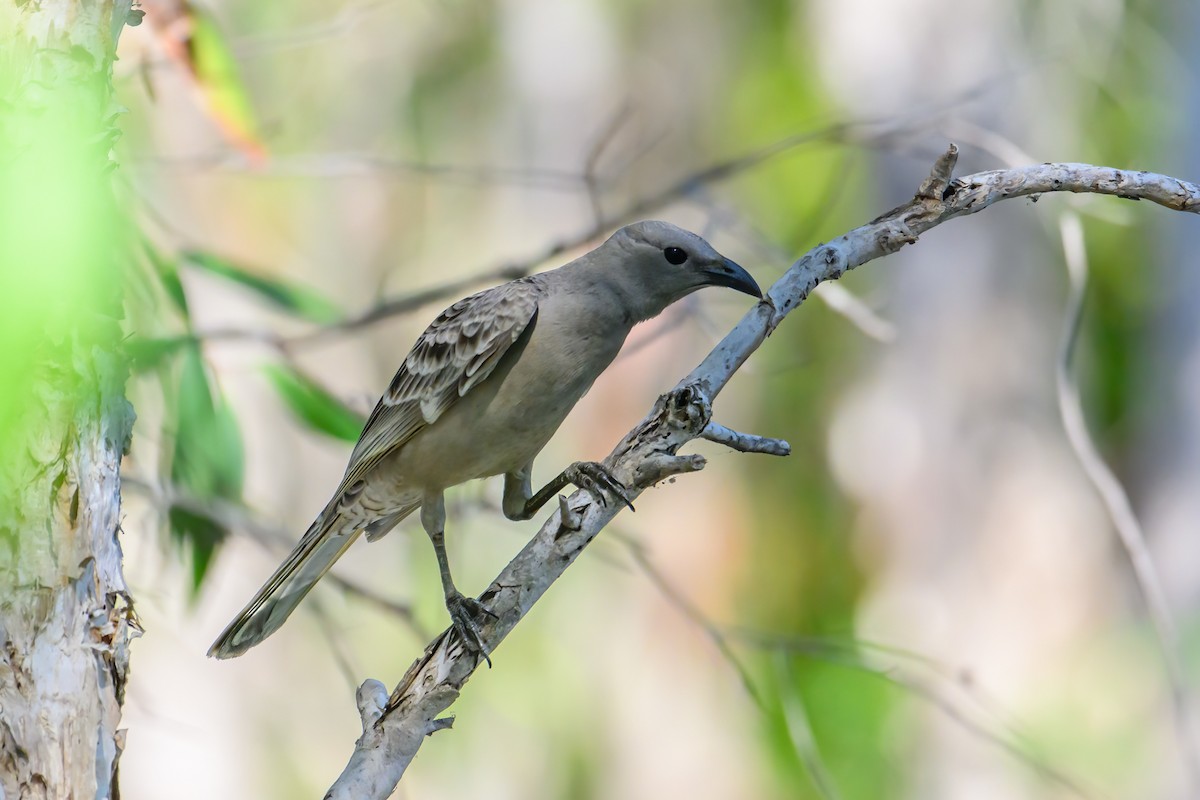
top-left (188, 6), bottom-right (263, 158)
top-left (183, 250), bottom-right (342, 324)
top-left (139, 236), bottom-right (189, 316)
top-left (265, 363), bottom-right (365, 443)
top-left (125, 335), bottom-right (192, 372)
top-left (169, 506), bottom-right (226, 594)
top-left (169, 345), bottom-right (244, 592)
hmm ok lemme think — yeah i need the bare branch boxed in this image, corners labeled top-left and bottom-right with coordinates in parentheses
top-left (584, 102), bottom-right (633, 226)
top-left (691, 181), bottom-right (900, 343)
top-left (699, 421), bottom-right (791, 456)
top-left (131, 152), bottom-right (589, 192)
top-left (187, 116), bottom-right (943, 350)
top-left (614, 532), bottom-right (764, 711)
top-left (323, 150), bottom-right (1200, 798)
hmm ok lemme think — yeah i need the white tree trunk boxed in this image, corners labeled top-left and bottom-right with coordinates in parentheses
top-left (0, 2), bottom-right (136, 798)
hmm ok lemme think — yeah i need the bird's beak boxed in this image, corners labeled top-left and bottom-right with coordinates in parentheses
top-left (705, 257), bottom-right (762, 298)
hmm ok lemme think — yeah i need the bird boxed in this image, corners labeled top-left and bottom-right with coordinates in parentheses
top-left (208, 220), bottom-right (762, 661)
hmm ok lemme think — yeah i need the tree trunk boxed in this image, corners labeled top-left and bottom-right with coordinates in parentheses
top-left (0, 2), bottom-right (136, 798)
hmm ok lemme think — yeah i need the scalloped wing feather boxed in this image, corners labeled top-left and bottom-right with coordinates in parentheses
top-left (338, 278), bottom-right (543, 490)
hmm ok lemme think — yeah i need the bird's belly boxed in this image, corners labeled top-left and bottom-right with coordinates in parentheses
top-left (390, 405), bottom-right (559, 491)
top-left (380, 294), bottom-right (628, 494)
top-left (392, 343), bottom-right (610, 490)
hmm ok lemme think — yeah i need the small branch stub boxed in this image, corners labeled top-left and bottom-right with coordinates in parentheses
top-left (356, 680), bottom-right (388, 732)
top-left (917, 143), bottom-right (959, 201)
top-left (557, 494), bottom-right (582, 532)
top-left (700, 422), bottom-right (791, 456)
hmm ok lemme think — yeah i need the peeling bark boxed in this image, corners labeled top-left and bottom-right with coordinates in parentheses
top-left (0, 2), bottom-right (136, 799)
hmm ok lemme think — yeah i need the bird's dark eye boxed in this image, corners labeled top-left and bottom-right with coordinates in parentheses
top-left (663, 246), bottom-right (688, 265)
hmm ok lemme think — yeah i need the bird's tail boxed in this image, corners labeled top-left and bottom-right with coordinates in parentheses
top-left (207, 501), bottom-right (416, 659)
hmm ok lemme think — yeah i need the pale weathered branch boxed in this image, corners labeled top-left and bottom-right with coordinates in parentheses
top-left (324, 149), bottom-right (1200, 799)
top-left (700, 421), bottom-right (791, 456)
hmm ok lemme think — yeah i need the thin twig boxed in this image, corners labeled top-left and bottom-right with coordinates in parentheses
top-left (308, 597), bottom-right (364, 692)
top-left (584, 102), bottom-right (633, 226)
top-left (129, 152), bottom-right (590, 191)
top-left (774, 654), bottom-right (843, 800)
top-left (620, 526), bottom-right (1089, 799)
top-left (613, 532), bottom-right (765, 711)
top-left (1055, 213), bottom-right (1199, 788)
top-left (730, 630), bottom-right (1102, 800)
top-left (121, 475), bottom-right (426, 639)
top-left (613, 529), bottom-right (840, 798)
top-left (185, 117), bottom-right (946, 350)
top-left (693, 176), bottom-right (899, 344)
top-left (936, 120), bottom-right (1199, 786)
top-left (699, 421), bottom-right (790, 456)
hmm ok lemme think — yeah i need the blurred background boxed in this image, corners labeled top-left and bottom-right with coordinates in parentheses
top-left (111, 1), bottom-right (1200, 798)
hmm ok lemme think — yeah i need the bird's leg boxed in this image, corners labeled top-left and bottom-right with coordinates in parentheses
top-left (420, 492), bottom-right (495, 666)
top-left (501, 463), bottom-right (535, 520)
top-left (504, 460), bottom-right (635, 521)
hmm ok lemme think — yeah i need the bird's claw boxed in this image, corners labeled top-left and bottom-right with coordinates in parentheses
top-left (566, 461), bottom-right (635, 512)
top-left (445, 591), bottom-right (495, 668)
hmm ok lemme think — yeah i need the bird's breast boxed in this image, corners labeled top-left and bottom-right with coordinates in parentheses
top-left (391, 295), bottom-right (631, 490)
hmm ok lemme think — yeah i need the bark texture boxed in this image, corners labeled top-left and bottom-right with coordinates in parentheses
top-left (0, 2), bottom-right (136, 798)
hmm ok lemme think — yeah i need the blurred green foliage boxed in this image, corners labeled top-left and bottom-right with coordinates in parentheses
top-left (125, 335), bottom-right (195, 373)
top-left (750, 299), bottom-right (887, 799)
top-left (710, 4), bottom-right (902, 798)
top-left (128, 242), bottom-right (361, 589)
top-left (264, 363), bottom-right (366, 443)
top-left (168, 345), bottom-right (245, 592)
top-left (133, 248), bottom-right (359, 589)
top-left (184, 251), bottom-right (343, 324)
top-left (0, 35), bottom-right (126, 551)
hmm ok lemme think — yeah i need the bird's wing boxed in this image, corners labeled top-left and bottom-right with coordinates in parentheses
top-left (339, 277), bottom-right (544, 490)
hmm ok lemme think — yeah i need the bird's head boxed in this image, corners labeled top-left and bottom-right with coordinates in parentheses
top-left (602, 221), bottom-right (762, 317)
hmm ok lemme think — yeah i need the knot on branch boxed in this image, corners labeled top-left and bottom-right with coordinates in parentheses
top-left (357, 679), bottom-right (389, 733)
top-left (611, 384), bottom-right (714, 489)
top-left (615, 384), bottom-right (712, 459)
top-left (633, 453), bottom-right (707, 488)
top-left (664, 383), bottom-right (712, 434)
top-left (896, 143), bottom-right (961, 235)
top-left (876, 221), bottom-right (919, 254)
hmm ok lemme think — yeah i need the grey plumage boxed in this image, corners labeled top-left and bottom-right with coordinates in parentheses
top-left (208, 220), bottom-right (761, 660)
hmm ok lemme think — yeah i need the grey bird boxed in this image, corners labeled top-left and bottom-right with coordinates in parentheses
top-left (208, 220), bottom-right (761, 661)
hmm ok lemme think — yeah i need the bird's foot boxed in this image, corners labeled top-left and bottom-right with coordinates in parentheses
top-left (566, 461), bottom-right (635, 512)
top-left (445, 590), bottom-right (497, 668)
